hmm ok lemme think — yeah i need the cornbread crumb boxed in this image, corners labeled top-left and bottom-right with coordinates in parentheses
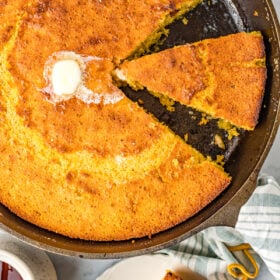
top-left (199, 114), bottom-right (209, 125)
top-left (153, 92), bottom-right (176, 112)
top-left (217, 120), bottom-right (240, 140)
top-left (214, 134), bottom-right (225, 149)
top-left (227, 128), bottom-right (239, 140)
top-left (163, 271), bottom-right (183, 280)
top-left (216, 155), bottom-right (225, 166)
top-left (182, 17), bottom-right (189, 25)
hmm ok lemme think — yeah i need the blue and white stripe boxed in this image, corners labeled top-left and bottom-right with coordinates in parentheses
top-left (160, 174), bottom-right (280, 280)
top-left (236, 174), bottom-right (280, 280)
top-left (161, 227), bottom-right (248, 280)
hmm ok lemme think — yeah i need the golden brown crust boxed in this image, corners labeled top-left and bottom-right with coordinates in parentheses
top-left (5, 0), bottom-right (203, 155)
top-left (0, 0), bottom-right (231, 241)
top-left (7, 0), bottom-right (202, 96)
top-left (0, 98), bottom-right (230, 240)
top-left (119, 32), bottom-right (266, 130)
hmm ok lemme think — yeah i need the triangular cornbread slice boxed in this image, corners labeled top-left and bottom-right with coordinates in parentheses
top-left (0, 0), bottom-right (230, 241)
top-left (116, 32), bottom-right (266, 130)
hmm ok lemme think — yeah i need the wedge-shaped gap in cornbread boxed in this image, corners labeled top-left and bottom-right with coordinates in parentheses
top-left (139, 0), bottom-right (247, 57)
top-left (120, 85), bottom-right (244, 163)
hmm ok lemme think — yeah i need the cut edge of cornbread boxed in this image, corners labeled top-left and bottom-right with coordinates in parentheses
top-left (115, 31), bottom-right (267, 131)
top-left (125, 0), bottom-right (202, 60)
top-left (112, 75), bottom-right (230, 166)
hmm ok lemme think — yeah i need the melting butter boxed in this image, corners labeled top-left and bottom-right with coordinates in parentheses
top-left (51, 59), bottom-right (82, 96)
top-left (42, 51), bottom-right (124, 105)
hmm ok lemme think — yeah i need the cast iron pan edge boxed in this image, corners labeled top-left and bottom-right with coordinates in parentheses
top-left (0, 0), bottom-right (279, 258)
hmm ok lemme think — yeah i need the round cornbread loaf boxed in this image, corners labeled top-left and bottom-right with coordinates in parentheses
top-left (0, 0), bottom-right (231, 241)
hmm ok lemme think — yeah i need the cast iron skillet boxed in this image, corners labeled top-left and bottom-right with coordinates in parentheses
top-left (0, 0), bottom-right (279, 258)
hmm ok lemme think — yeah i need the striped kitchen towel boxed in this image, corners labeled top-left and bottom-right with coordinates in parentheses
top-left (160, 174), bottom-right (280, 280)
top-left (236, 174), bottom-right (280, 279)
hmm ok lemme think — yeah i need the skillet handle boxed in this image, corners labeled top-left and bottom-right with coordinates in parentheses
top-left (202, 171), bottom-right (259, 228)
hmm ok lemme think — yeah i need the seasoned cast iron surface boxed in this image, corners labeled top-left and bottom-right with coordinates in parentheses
top-left (123, 87), bottom-right (244, 161)
top-left (122, 0), bottom-right (250, 162)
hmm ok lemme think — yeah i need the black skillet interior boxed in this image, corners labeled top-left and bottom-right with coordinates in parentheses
top-left (0, 0), bottom-right (279, 258)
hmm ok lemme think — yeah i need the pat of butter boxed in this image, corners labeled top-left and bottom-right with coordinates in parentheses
top-left (51, 60), bottom-right (82, 96)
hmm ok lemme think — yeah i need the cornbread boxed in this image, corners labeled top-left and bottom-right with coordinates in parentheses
top-left (117, 32), bottom-right (267, 130)
top-left (0, 0), bottom-right (234, 241)
top-left (3, 0), bottom-right (202, 100)
top-left (163, 271), bottom-right (183, 280)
